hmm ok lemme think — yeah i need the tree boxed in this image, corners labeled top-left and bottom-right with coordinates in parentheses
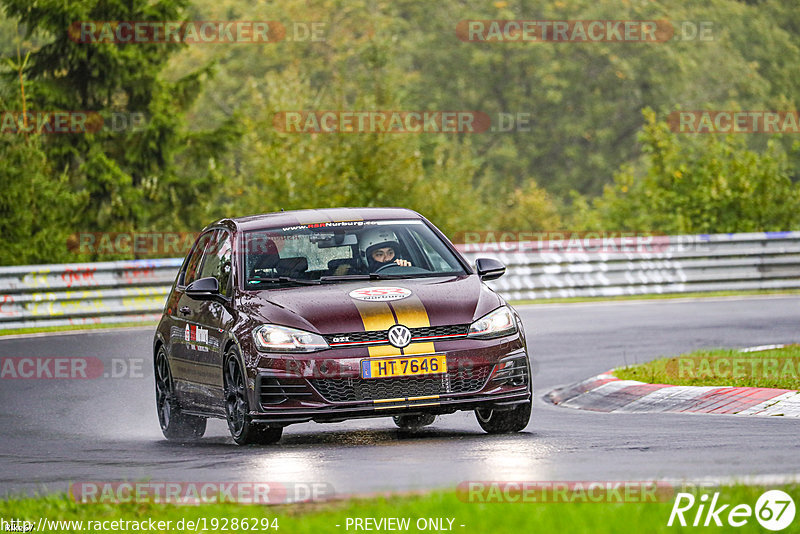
top-left (0, 0), bottom-right (237, 240)
top-left (0, 22), bottom-right (85, 265)
top-left (591, 108), bottom-right (800, 234)
top-left (494, 180), bottom-right (562, 232)
top-left (0, 135), bottom-right (85, 265)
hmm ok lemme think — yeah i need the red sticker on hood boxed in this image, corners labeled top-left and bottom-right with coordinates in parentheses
top-left (349, 287), bottom-right (412, 302)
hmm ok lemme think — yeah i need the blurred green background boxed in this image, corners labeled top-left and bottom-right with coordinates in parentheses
top-left (1, 0), bottom-right (799, 265)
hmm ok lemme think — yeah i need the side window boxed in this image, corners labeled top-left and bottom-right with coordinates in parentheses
top-left (182, 231), bottom-right (215, 287)
top-left (409, 228), bottom-right (452, 271)
top-left (198, 230), bottom-right (233, 296)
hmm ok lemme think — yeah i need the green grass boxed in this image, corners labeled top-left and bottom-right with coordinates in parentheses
top-left (0, 321), bottom-right (157, 337)
top-left (511, 288), bottom-right (800, 305)
top-left (614, 345), bottom-right (800, 390)
top-left (1, 485), bottom-right (798, 533)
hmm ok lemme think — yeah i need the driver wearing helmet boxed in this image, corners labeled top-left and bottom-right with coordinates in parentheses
top-left (359, 228), bottom-right (411, 272)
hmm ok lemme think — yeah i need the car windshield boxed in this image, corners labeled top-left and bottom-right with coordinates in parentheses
top-left (242, 220), bottom-right (467, 288)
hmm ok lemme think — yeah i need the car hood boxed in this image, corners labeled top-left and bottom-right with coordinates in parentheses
top-left (237, 275), bottom-right (503, 334)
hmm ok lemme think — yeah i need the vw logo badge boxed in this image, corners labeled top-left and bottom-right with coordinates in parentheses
top-left (387, 324), bottom-right (412, 348)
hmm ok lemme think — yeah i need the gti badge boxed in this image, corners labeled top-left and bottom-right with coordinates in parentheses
top-left (387, 324), bottom-right (412, 348)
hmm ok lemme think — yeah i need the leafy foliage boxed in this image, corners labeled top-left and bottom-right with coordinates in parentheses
top-left (1, 0), bottom-right (236, 263)
top-left (1, 0), bottom-right (799, 265)
top-left (0, 135), bottom-right (85, 265)
top-left (588, 109), bottom-right (800, 234)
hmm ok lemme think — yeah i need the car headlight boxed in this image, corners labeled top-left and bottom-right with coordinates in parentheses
top-left (253, 325), bottom-right (329, 352)
top-left (467, 306), bottom-right (517, 339)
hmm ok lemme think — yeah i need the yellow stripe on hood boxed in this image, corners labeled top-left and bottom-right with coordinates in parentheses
top-left (353, 292), bottom-right (436, 357)
top-left (391, 295), bottom-right (435, 355)
top-left (352, 299), bottom-right (402, 357)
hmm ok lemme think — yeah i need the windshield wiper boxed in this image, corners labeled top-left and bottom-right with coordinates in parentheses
top-left (249, 276), bottom-right (320, 286)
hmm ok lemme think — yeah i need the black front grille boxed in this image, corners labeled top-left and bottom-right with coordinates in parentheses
top-left (324, 324), bottom-right (469, 345)
top-left (492, 354), bottom-right (529, 387)
top-left (259, 377), bottom-right (313, 408)
top-left (325, 331), bottom-right (386, 344)
top-left (309, 365), bottom-right (492, 403)
top-left (412, 324), bottom-right (470, 338)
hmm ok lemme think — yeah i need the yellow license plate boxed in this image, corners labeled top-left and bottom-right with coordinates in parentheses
top-left (360, 354), bottom-right (446, 379)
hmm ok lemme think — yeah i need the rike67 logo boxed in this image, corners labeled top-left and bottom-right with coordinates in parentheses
top-left (668, 490), bottom-right (795, 531)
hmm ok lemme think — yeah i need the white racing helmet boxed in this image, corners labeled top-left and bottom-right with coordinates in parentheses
top-left (359, 227), bottom-right (401, 261)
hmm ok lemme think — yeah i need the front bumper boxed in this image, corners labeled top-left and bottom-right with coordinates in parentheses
top-left (249, 390), bottom-right (531, 425)
top-left (246, 338), bottom-right (532, 425)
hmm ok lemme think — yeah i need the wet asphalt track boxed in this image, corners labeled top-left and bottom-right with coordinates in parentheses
top-left (1, 296), bottom-right (799, 498)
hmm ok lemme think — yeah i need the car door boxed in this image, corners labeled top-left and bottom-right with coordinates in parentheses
top-left (187, 229), bottom-right (236, 411)
top-left (170, 230), bottom-right (216, 408)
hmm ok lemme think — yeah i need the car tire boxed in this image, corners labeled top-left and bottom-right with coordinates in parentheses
top-left (224, 349), bottom-right (283, 445)
top-left (393, 414), bottom-right (436, 429)
top-left (154, 346), bottom-right (207, 441)
top-left (475, 402), bottom-right (531, 434)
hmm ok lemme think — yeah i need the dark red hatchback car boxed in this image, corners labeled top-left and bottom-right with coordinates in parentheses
top-left (153, 208), bottom-right (532, 444)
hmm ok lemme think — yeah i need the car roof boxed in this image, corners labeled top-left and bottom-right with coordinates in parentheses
top-left (210, 207), bottom-right (424, 232)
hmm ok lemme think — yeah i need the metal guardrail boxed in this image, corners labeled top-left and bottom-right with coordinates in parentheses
top-left (0, 259), bottom-right (181, 330)
top-left (1, 232), bottom-right (799, 329)
top-left (458, 231), bottom-right (800, 300)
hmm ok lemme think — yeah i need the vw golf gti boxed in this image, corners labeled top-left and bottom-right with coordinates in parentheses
top-left (153, 208), bottom-right (532, 444)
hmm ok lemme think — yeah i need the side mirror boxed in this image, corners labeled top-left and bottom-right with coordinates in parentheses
top-left (475, 258), bottom-right (506, 281)
top-left (185, 276), bottom-right (224, 302)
